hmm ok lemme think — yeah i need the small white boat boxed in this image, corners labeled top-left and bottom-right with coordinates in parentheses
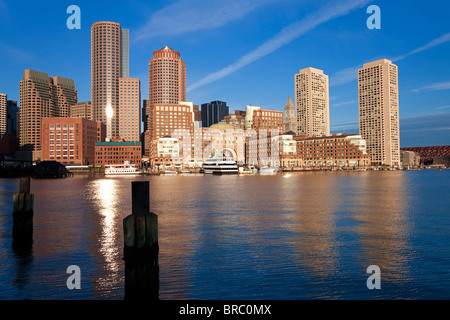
top-left (283, 174), bottom-right (291, 178)
top-left (162, 170), bottom-right (178, 175)
top-left (259, 167), bottom-right (278, 175)
top-left (105, 161), bottom-right (141, 175)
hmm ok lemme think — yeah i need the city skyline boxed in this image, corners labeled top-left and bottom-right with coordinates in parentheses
top-left (0, 0), bottom-right (450, 147)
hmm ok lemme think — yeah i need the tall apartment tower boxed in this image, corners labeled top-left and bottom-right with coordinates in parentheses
top-left (148, 46), bottom-right (186, 106)
top-left (283, 96), bottom-right (296, 134)
top-left (201, 100), bottom-right (229, 128)
top-left (147, 46), bottom-right (186, 141)
top-left (0, 93), bottom-right (6, 136)
top-left (19, 69), bottom-right (77, 161)
top-left (119, 78), bottom-right (141, 142)
top-left (358, 59), bottom-right (400, 167)
top-left (91, 21), bottom-right (129, 140)
top-left (295, 67), bottom-right (330, 137)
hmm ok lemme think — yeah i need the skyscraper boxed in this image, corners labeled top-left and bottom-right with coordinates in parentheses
top-left (0, 93), bottom-right (6, 136)
top-left (118, 78), bottom-right (141, 142)
top-left (201, 100), bottom-right (229, 128)
top-left (19, 69), bottom-right (77, 161)
top-left (147, 46), bottom-right (186, 142)
top-left (358, 59), bottom-right (400, 167)
top-left (6, 100), bottom-right (19, 136)
top-left (91, 21), bottom-right (129, 140)
top-left (148, 46), bottom-right (186, 106)
top-left (283, 96), bottom-right (296, 134)
top-left (295, 67), bottom-right (330, 137)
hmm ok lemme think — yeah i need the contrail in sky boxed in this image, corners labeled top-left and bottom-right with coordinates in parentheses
top-left (188, 0), bottom-right (372, 92)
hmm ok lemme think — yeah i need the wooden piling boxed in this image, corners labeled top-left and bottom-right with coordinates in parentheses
top-left (123, 181), bottom-right (159, 300)
top-left (12, 177), bottom-right (34, 247)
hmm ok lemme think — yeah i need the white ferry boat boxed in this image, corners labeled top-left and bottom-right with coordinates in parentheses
top-left (203, 157), bottom-right (239, 175)
top-left (104, 161), bottom-right (141, 175)
top-left (259, 166), bottom-right (279, 175)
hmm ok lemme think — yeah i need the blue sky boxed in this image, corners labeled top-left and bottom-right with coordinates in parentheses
top-left (0, 0), bottom-right (449, 147)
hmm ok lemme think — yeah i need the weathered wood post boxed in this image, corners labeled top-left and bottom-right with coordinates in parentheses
top-left (12, 177), bottom-right (34, 247)
top-left (123, 181), bottom-right (159, 300)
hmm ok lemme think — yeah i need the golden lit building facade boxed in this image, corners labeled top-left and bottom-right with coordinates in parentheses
top-left (70, 101), bottom-right (93, 120)
top-left (19, 69), bottom-right (77, 161)
top-left (91, 21), bottom-right (129, 140)
top-left (295, 67), bottom-right (330, 137)
top-left (296, 134), bottom-right (371, 167)
top-left (118, 78), bottom-right (141, 142)
top-left (358, 59), bottom-right (400, 167)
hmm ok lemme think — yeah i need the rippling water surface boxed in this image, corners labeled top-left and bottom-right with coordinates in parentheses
top-left (0, 170), bottom-right (449, 299)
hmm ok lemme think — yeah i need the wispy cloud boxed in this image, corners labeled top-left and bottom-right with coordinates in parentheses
top-left (331, 100), bottom-right (357, 107)
top-left (134, 0), bottom-right (277, 41)
top-left (435, 105), bottom-right (450, 110)
top-left (411, 81), bottom-right (450, 93)
top-left (391, 32), bottom-right (450, 62)
top-left (331, 31), bottom-right (450, 87)
top-left (188, 0), bottom-right (372, 92)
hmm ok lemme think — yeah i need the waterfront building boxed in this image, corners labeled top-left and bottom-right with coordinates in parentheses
top-left (283, 96), bottom-right (296, 134)
top-left (91, 21), bottom-right (129, 140)
top-left (118, 77), bottom-right (141, 142)
top-left (95, 140), bottom-right (142, 167)
top-left (41, 117), bottom-right (105, 165)
top-left (70, 101), bottom-right (93, 120)
top-left (248, 132), bottom-right (300, 168)
top-left (296, 133), bottom-right (370, 167)
top-left (201, 100), bottom-right (229, 128)
top-left (149, 101), bottom-right (195, 163)
top-left (358, 59), bottom-right (400, 167)
top-left (0, 93), bottom-right (6, 136)
top-left (295, 67), bottom-right (330, 137)
top-left (150, 136), bottom-right (181, 169)
top-left (400, 150), bottom-right (420, 167)
top-left (401, 146), bottom-right (450, 165)
top-left (202, 123), bottom-right (245, 163)
top-left (19, 69), bottom-right (77, 161)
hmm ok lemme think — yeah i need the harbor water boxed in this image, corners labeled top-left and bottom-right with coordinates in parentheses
top-left (0, 170), bottom-right (449, 300)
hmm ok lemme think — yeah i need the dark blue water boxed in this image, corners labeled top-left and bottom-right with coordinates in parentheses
top-left (0, 170), bottom-right (449, 300)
